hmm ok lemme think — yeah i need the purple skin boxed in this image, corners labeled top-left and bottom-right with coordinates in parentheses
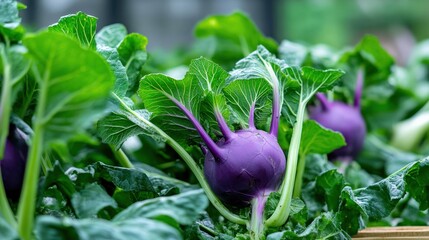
top-left (0, 125), bottom-right (28, 200)
top-left (309, 71), bottom-right (366, 161)
top-left (204, 128), bottom-right (285, 206)
top-left (166, 83), bottom-right (286, 207)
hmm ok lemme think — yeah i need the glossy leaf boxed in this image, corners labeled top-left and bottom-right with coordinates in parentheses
top-left (23, 31), bottom-right (114, 145)
top-left (48, 12), bottom-right (97, 49)
top-left (114, 189), bottom-right (208, 225)
top-left (300, 120), bottom-right (346, 155)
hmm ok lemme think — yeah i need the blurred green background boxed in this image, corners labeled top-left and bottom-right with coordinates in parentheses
top-left (19, 0), bottom-right (429, 65)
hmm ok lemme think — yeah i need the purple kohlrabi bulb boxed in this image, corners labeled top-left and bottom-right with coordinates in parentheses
top-left (204, 129), bottom-right (286, 207)
top-left (309, 70), bottom-right (366, 161)
top-left (0, 124), bottom-right (28, 200)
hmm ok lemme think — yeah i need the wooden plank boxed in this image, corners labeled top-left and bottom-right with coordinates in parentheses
top-left (353, 227), bottom-right (429, 239)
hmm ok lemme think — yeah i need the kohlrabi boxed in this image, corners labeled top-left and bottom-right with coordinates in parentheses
top-left (0, 124), bottom-right (27, 200)
top-left (138, 47), bottom-right (288, 239)
top-left (309, 70), bottom-right (366, 161)
top-left (97, 43), bottom-right (344, 239)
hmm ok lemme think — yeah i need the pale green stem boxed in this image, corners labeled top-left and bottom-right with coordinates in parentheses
top-left (0, 47), bottom-right (12, 159)
top-left (17, 124), bottom-right (43, 240)
top-left (17, 66), bottom-right (48, 240)
top-left (265, 101), bottom-right (306, 227)
top-left (0, 171), bottom-right (17, 229)
top-left (249, 194), bottom-right (268, 240)
top-left (110, 146), bottom-right (134, 169)
top-left (112, 93), bottom-right (248, 225)
top-left (293, 154), bottom-right (306, 198)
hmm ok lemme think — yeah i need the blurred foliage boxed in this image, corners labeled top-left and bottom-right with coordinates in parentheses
top-left (280, 0), bottom-right (429, 48)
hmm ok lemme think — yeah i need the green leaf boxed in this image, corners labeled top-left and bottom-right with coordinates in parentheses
top-left (35, 216), bottom-right (182, 240)
top-left (93, 162), bottom-right (157, 193)
top-left (282, 66), bottom-right (344, 124)
top-left (96, 46), bottom-right (129, 97)
top-left (340, 35), bottom-right (394, 77)
top-left (40, 162), bottom-right (76, 198)
top-left (0, 215), bottom-right (19, 240)
top-left (195, 12), bottom-right (277, 59)
top-left (189, 57), bottom-right (231, 132)
top-left (71, 183), bottom-right (118, 219)
top-left (48, 11), bottom-right (97, 49)
top-left (117, 33), bottom-right (148, 90)
top-left (113, 189), bottom-right (208, 225)
top-left (338, 158), bottom-right (429, 235)
top-left (224, 78), bottom-right (271, 128)
top-left (316, 169), bottom-right (346, 211)
top-left (267, 212), bottom-right (350, 240)
top-left (97, 109), bottom-right (150, 149)
top-left (0, 0), bottom-right (24, 41)
top-left (139, 73), bottom-right (202, 144)
top-left (0, 0), bottom-right (20, 27)
top-left (226, 45), bottom-right (287, 128)
top-left (300, 120), bottom-right (346, 155)
top-left (405, 159), bottom-right (429, 210)
top-left (95, 24), bottom-right (127, 48)
top-left (97, 100), bottom-right (166, 149)
top-left (1, 45), bottom-right (30, 84)
top-left (23, 31), bottom-right (114, 145)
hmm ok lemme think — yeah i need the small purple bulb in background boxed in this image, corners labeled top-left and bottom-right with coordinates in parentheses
top-left (0, 124), bottom-right (28, 200)
top-left (309, 71), bottom-right (366, 161)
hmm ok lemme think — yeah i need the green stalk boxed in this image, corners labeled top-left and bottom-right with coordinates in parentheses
top-left (265, 101), bottom-right (306, 227)
top-left (17, 124), bottom-right (43, 240)
top-left (0, 47), bottom-right (12, 159)
top-left (113, 93), bottom-right (248, 225)
top-left (110, 146), bottom-right (134, 169)
top-left (293, 154), bottom-right (306, 198)
top-left (17, 66), bottom-right (48, 240)
top-left (0, 171), bottom-right (17, 228)
top-left (249, 194), bottom-right (268, 240)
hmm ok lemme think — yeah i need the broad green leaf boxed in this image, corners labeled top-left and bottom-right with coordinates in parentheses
top-left (48, 11), bottom-right (97, 49)
top-left (188, 57), bottom-right (231, 133)
top-left (316, 169), bottom-right (346, 211)
top-left (405, 159), bottom-right (429, 210)
top-left (223, 79), bottom-right (271, 128)
top-left (282, 66), bottom-right (343, 124)
top-left (300, 120), bottom-right (346, 155)
top-left (0, 45), bottom-right (30, 84)
top-left (0, 215), bottom-right (19, 240)
top-left (40, 163), bottom-right (76, 198)
top-left (0, 0), bottom-right (24, 41)
top-left (113, 189), bottom-right (208, 225)
top-left (0, 0), bottom-right (20, 26)
top-left (189, 57), bottom-right (228, 94)
top-left (338, 158), bottom-right (429, 235)
top-left (195, 12), bottom-right (277, 60)
top-left (36, 216), bottom-right (181, 240)
top-left (340, 35), bottom-right (394, 81)
top-left (267, 212), bottom-right (350, 240)
top-left (96, 46), bottom-right (129, 97)
top-left (139, 73), bottom-right (202, 144)
top-left (97, 109), bottom-right (149, 149)
top-left (23, 31), bottom-right (114, 145)
top-left (226, 46), bottom-right (287, 128)
top-left (117, 33), bottom-right (148, 90)
top-left (95, 24), bottom-right (127, 48)
top-left (97, 99), bottom-right (165, 149)
top-left (71, 183), bottom-right (118, 218)
top-left (93, 162), bottom-right (157, 193)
